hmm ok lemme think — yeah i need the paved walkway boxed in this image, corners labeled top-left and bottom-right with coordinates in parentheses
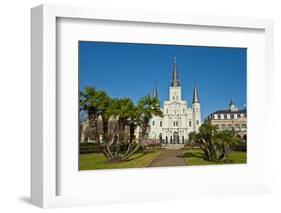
top-left (148, 149), bottom-right (187, 167)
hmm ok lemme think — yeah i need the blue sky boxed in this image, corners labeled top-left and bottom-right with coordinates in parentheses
top-left (79, 41), bottom-right (246, 119)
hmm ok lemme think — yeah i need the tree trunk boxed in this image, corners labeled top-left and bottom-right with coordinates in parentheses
top-left (88, 114), bottom-right (112, 160)
top-left (122, 143), bottom-right (140, 160)
top-left (129, 123), bottom-right (135, 143)
top-left (122, 122), bottom-right (143, 161)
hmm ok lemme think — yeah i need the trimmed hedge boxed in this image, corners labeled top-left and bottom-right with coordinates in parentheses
top-left (79, 143), bottom-right (100, 154)
top-left (183, 142), bottom-right (247, 152)
top-left (234, 142), bottom-right (247, 152)
top-left (144, 143), bottom-right (162, 150)
top-left (79, 142), bottom-right (163, 154)
top-left (79, 143), bottom-right (141, 154)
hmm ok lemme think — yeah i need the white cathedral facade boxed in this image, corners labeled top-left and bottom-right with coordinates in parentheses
top-left (148, 59), bottom-right (202, 144)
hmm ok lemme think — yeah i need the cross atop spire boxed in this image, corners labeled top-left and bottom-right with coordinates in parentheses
top-left (192, 81), bottom-right (200, 103)
top-left (171, 57), bottom-right (180, 87)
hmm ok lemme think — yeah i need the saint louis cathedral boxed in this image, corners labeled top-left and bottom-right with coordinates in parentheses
top-left (148, 58), bottom-right (201, 144)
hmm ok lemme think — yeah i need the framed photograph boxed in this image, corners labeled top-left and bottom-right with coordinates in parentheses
top-left (31, 4), bottom-right (274, 208)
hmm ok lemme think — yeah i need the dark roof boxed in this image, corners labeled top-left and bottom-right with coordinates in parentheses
top-left (171, 57), bottom-right (180, 87)
top-left (211, 109), bottom-right (247, 115)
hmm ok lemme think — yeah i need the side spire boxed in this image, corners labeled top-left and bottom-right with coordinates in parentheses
top-left (229, 98), bottom-right (234, 106)
top-left (153, 81), bottom-right (158, 98)
top-left (171, 57), bottom-right (180, 87)
top-left (192, 81), bottom-right (200, 103)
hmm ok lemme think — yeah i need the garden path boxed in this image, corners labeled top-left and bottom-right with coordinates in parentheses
top-left (148, 149), bottom-right (187, 167)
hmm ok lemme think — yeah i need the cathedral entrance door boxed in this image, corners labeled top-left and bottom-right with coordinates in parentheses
top-left (173, 131), bottom-right (179, 144)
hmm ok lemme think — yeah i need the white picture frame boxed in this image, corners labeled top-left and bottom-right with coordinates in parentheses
top-left (31, 4), bottom-right (274, 208)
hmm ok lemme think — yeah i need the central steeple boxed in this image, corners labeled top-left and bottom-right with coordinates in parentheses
top-left (171, 57), bottom-right (180, 87)
top-left (169, 57), bottom-right (182, 101)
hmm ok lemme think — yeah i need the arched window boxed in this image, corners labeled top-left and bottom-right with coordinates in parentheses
top-left (160, 121), bottom-right (162, 127)
top-left (234, 124), bottom-right (240, 131)
top-left (221, 124), bottom-right (226, 130)
top-left (241, 124), bottom-right (247, 131)
top-left (159, 133), bottom-right (162, 141)
top-left (227, 124), bottom-right (233, 130)
top-left (152, 120), bottom-right (155, 126)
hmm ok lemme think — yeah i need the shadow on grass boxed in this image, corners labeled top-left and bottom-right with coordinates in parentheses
top-left (183, 150), bottom-right (235, 164)
top-left (129, 150), bottom-right (156, 161)
top-left (183, 151), bottom-right (207, 160)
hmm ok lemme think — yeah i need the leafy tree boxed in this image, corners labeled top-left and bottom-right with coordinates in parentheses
top-left (215, 130), bottom-right (240, 160)
top-left (188, 131), bottom-right (197, 144)
top-left (188, 122), bottom-right (240, 161)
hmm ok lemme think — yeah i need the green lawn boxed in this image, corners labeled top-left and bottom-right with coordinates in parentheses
top-left (79, 150), bottom-right (161, 170)
top-left (183, 148), bottom-right (247, 166)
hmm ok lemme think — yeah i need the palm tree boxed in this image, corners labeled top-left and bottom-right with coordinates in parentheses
top-left (215, 130), bottom-right (240, 160)
top-left (106, 98), bottom-right (135, 159)
top-left (80, 86), bottom-right (112, 158)
top-left (80, 88), bottom-right (163, 162)
top-left (137, 95), bottom-right (163, 139)
top-left (109, 98), bottom-right (135, 131)
top-left (115, 95), bottom-right (163, 160)
top-left (196, 122), bottom-right (218, 161)
top-left (190, 122), bottom-right (240, 161)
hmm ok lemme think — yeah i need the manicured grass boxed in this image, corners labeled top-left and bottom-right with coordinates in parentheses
top-left (79, 150), bottom-right (162, 170)
top-left (183, 148), bottom-right (247, 166)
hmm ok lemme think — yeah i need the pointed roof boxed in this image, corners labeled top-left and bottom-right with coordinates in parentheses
top-left (229, 99), bottom-right (235, 106)
top-left (171, 57), bottom-right (180, 87)
top-left (153, 81), bottom-right (158, 98)
top-left (192, 81), bottom-right (200, 103)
